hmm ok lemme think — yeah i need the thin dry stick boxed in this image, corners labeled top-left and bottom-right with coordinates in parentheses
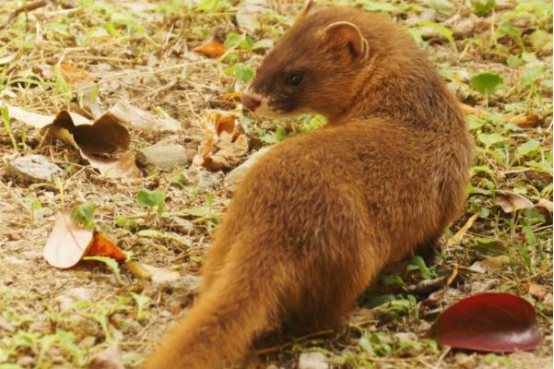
top-left (253, 329), bottom-right (335, 355)
top-left (0, 0), bottom-right (49, 30)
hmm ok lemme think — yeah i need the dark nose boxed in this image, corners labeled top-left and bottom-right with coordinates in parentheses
top-left (242, 94), bottom-right (261, 111)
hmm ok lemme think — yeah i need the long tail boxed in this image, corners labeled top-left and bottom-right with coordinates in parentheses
top-left (143, 245), bottom-right (282, 369)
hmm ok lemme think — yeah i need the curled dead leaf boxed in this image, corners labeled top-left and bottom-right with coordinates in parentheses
top-left (528, 283), bottom-right (547, 299)
top-left (108, 100), bottom-right (182, 134)
top-left (87, 344), bottom-right (124, 369)
top-left (193, 41), bottom-right (227, 58)
top-left (193, 110), bottom-right (249, 171)
top-left (495, 190), bottom-right (533, 213)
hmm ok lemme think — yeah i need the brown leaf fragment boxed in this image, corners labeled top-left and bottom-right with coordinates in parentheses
top-left (193, 41), bottom-right (227, 58)
top-left (59, 63), bottom-right (94, 85)
top-left (87, 232), bottom-right (126, 262)
top-left (528, 283), bottom-right (547, 299)
top-left (446, 213), bottom-right (479, 247)
top-left (535, 198), bottom-right (553, 224)
top-left (87, 344), bottom-right (124, 369)
top-left (495, 190), bottom-right (534, 213)
top-left (224, 91), bottom-right (243, 102)
top-left (509, 113), bottom-right (540, 129)
top-left (126, 261), bottom-right (180, 283)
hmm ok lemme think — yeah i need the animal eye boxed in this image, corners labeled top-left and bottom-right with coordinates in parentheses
top-left (287, 73), bottom-right (303, 86)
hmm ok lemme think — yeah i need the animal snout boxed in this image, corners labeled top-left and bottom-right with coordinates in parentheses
top-left (242, 93), bottom-right (261, 111)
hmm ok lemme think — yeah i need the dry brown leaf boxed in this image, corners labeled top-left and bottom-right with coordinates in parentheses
top-left (495, 190), bottom-right (534, 213)
top-left (48, 110), bottom-right (130, 156)
top-left (446, 213), bottom-right (479, 247)
top-left (43, 214), bottom-right (126, 269)
top-left (126, 261), bottom-right (180, 283)
top-left (108, 100), bottom-right (182, 134)
top-left (59, 62), bottom-right (95, 85)
top-left (224, 91), bottom-right (243, 102)
top-left (509, 113), bottom-right (540, 129)
top-left (528, 283), bottom-right (547, 299)
top-left (193, 111), bottom-right (249, 171)
top-left (87, 233), bottom-right (126, 262)
top-left (87, 344), bottom-right (124, 369)
top-left (193, 41), bottom-right (227, 58)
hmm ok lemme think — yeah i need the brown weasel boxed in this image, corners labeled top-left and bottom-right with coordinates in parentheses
top-left (144, 1), bottom-right (472, 368)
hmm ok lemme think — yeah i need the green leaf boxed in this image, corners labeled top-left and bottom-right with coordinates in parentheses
top-left (407, 256), bottom-right (436, 279)
top-left (70, 201), bottom-right (97, 230)
top-left (233, 63), bottom-right (255, 83)
top-left (83, 256), bottom-right (123, 284)
top-left (224, 32), bottom-right (243, 48)
top-left (528, 29), bottom-right (553, 52)
top-left (473, 0), bottom-right (495, 16)
top-left (359, 1), bottom-right (396, 12)
top-left (470, 72), bottom-right (504, 95)
top-left (494, 22), bottom-right (523, 48)
top-left (517, 139), bottom-right (541, 157)
top-left (252, 39), bottom-right (274, 50)
top-left (418, 21), bottom-right (457, 52)
top-left (477, 133), bottom-right (506, 147)
top-left (425, 0), bottom-right (453, 14)
top-left (519, 65), bottom-right (543, 89)
top-left (136, 190), bottom-right (165, 212)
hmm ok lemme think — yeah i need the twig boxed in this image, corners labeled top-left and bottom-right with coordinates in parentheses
top-left (0, 0), bottom-right (49, 30)
top-left (253, 329), bottom-right (334, 355)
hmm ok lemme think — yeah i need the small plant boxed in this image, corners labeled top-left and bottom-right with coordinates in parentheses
top-left (137, 189), bottom-right (166, 214)
top-left (70, 201), bottom-right (98, 230)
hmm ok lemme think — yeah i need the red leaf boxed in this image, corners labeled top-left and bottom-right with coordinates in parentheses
top-left (432, 293), bottom-right (542, 353)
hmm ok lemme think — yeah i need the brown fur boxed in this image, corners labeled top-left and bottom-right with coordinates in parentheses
top-left (144, 3), bottom-right (472, 368)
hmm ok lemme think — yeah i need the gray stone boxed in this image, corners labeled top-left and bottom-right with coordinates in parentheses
top-left (137, 144), bottom-right (189, 171)
top-left (182, 168), bottom-right (221, 191)
top-left (224, 148), bottom-right (269, 193)
top-left (7, 155), bottom-right (62, 184)
top-left (298, 352), bottom-right (329, 369)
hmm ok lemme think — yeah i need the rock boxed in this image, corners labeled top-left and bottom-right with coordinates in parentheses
top-left (224, 148), bottom-right (269, 192)
top-left (298, 352), bottom-right (329, 369)
top-left (7, 155), bottom-right (63, 184)
top-left (181, 168), bottom-right (221, 191)
top-left (137, 144), bottom-right (189, 171)
top-left (452, 18), bottom-right (474, 38)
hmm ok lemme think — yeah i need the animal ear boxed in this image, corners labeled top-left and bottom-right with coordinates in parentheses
top-left (323, 21), bottom-right (369, 59)
top-left (301, 0), bottom-right (315, 16)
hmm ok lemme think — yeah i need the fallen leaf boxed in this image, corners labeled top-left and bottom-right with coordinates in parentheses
top-left (481, 255), bottom-right (510, 271)
top-left (495, 190), bottom-right (533, 213)
top-left (87, 344), bottom-right (124, 369)
top-left (528, 283), bottom-right (547, 299)
top-left (108, 100), bottom-right (182, 134)
top-left (509, 113), bottom-right (540, 129)
top-left (446, 213), bottom-right (479, 247)
top-left (432, 293), bottom-right (542, 352)
top-left (535, 198), bottom-right (553, 223)
top-left (126, 261), bottom-right (180, 283)
top-left (87, 233), bottom-right (126, 262)
top-left (543, 294), bottom-right (553, 309)
top-left (43, 214), bottom-right (126, 269)
top-left (193, 41), bottom-right (227, 58)
top-left (43, 214), bottom-right (93, 269)
top-left (49, 110), bottom-right (130, 156)
top-left (193, 110), bottom-right (249, 171)
top-left (2, 104), bottom-right (89, 129)
top-left (224, 91), bottom-right (243, 102)
top-left (59, 63), bottom-right (94, 85)
top-left (0, 53), bottom-right (18, 65)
